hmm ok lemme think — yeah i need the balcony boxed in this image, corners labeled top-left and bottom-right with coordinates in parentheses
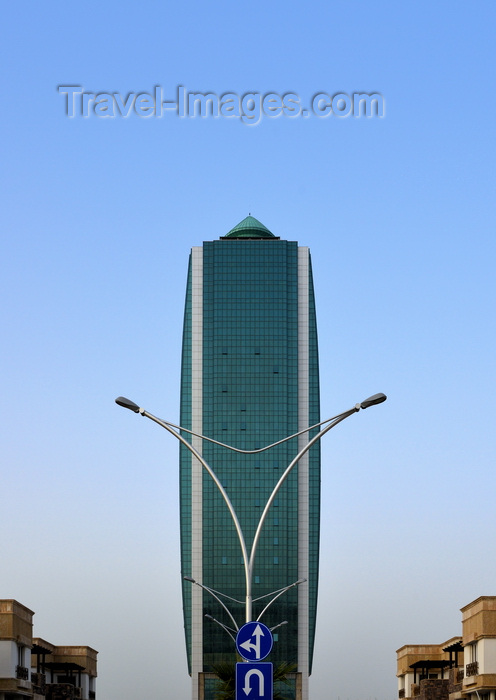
top-left (399, 690), bottom-right (405, 698)
top-left (16, 665), bottom-right (29, 680)
top-left (46, 683), bottom-right (82, 700)
top-left (466, 662), bottom-right (479, 677)
top-left (32, 672), bottom-right (47, 694)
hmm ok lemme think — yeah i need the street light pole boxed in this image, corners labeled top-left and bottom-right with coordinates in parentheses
top-left (115, 393), bottom-right (386, 625)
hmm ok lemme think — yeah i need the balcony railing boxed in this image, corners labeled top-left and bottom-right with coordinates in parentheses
top-left (16, 665), bottom-right (29, 680)
top-left (466, 662), bottom-right (479, 677)
top-left (32, 672), bottom-right (47, 694)
top-left (412, 684), bottom-right (420, 696)
top-left (457, 669), bottom-right (464, 683)
top-left (399, 689), bottom-right (405, 698)
top-left (46, 683), bottom-right (77, 700)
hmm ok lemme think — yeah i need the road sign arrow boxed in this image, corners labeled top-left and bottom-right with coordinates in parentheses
top-left (239, 624), bottom-right (265, 658)
top-left (253, 625), bottom-right (264, 643)
top-left (243, 668), bottom-right (265, 696)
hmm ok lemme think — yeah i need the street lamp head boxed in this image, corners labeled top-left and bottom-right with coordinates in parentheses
top-left (270, 620), bottom-right (289, 632)
top-left (115, 396), bottom-right (141, 413)
top-left (360, 393), bottom-right (387, 410)
top-left (183, 575), bottom-right (196, 583)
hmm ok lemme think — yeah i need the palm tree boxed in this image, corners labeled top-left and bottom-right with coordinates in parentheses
top-left (211, 660), bottom-right (236, 700)
top-left (211, 660), bottom-right (297, 700)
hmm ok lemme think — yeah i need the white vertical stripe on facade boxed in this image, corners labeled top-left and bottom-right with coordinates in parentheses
top-left (191, 247), bottom-right (203, 700)
top-left (298, 246), bottom-right (310, 700)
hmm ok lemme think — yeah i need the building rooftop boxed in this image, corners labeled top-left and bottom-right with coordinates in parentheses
top-left (222, 215), bottom-right (278, 239)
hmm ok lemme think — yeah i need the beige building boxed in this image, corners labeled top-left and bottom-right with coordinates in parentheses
top-left (397, 597), bottom-right (496, 700)
top-left (0, 600), bottom-right (97, 700)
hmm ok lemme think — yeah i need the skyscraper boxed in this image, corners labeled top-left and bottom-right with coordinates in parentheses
top-left (179, 215), bottom-right (320, 700)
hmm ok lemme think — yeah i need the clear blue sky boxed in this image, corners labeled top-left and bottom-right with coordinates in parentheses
top-left (2, 2), bottom-right (495, 699)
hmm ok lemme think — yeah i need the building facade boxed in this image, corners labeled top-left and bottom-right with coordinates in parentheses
top-left (179, 216), bottom-right (320, 700)
top-left (0, 599), bottom-right (97, 700)
top-left (397, 596), bottom-right (496, 700)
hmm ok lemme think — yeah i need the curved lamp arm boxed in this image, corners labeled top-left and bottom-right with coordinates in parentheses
top-left (270, 620), bottom-right (288, 633)
top-left (256, 579), bottom-right (306, 622)
top-left (184, 576), bottom-right (240, 632)
top-left (252, 578), bottom-right (306, 604)
top-left (114, 395), bottom-right (386, 456)
top-left (247, 394), bottom-right (387, 582)
top-left (136, 409), bottom-right (251, 603)
top-left (115, 392), bottom-right (386, 624)
top-left (204, 614), bottom-right (237, 643)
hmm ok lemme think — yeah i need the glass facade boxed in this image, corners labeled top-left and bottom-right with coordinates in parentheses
top-left (179, 219), bottom-right (320, 700)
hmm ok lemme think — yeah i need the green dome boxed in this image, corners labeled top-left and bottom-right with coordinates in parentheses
top-left (223, 215), bottom-right (276, 239)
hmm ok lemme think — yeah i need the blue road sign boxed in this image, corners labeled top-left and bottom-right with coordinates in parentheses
top-left (236, 622), bottom-right (273, 661)
top-left (235, 662), bottom-right (273, 700)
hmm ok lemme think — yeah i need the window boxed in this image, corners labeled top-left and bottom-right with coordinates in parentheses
top-left (466, 644), bottom-right (479, 677)
top-left (16, 646), bottom-right (28, 680)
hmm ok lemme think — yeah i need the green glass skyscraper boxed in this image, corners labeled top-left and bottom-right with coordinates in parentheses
top-left (180, 216), bottom-right (320, 700)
